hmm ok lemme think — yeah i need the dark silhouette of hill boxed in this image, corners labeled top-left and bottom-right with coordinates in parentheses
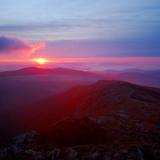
top-left (0, 67), bottom-right (107, 78)
top-left (105, 69), bottom-right (160, 88)
top-left (1, 80), bottom-right (160, 159)
top-left (1, 67), bottom-right (160, 88)
top-left (0, 68), bottom-right (111, 142)
top-left (0, 67), bottom-right (108, 111)
top-left (22, 81), bottom-right (160, 140)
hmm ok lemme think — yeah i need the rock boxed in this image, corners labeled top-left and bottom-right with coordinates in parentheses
top-left (65, 147), bottom-right (78, 159)
top-left (103, 152), bottom-right (111, 160)
top-left (48, 148), bottom-right (60, 160)
top-left (13, 130), bottom-right (37, 146)
top-left (0, 148), bottom-right (8, 159)
top-left (137, 147), bottom-right (144, 160)
top-left (90, 151), bottom-right (100, 159)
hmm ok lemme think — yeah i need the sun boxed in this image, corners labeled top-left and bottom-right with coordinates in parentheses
top-left (33, 58), bottom-right (49, 65)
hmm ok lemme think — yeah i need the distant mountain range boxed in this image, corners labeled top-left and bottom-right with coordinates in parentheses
top-left (0, 67), bottom-right (106, 78)
top-left (111, 69), bottom-right (160, 88)
top-left (0, 67), bottom-right (107, 109)
top-left (0, 67), bottom-right (160, 88)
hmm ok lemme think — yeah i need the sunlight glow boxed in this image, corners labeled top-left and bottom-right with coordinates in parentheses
top-left (32, 58), bottom-right (49, 65)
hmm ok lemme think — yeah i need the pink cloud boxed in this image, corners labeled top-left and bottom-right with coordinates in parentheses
top-left (0, 36), bottom-right (45, 55)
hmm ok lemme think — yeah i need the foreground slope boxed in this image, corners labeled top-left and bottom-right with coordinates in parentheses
top-left (33, 81), bottom-right (160, 146)
top-left (25, 80), bottom-right (160, 130)
top-left (1, 80), bottom-right (160, 159)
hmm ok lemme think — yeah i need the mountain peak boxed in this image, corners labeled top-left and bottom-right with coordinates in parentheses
top-left (19, 66), bottom-right (48, 71)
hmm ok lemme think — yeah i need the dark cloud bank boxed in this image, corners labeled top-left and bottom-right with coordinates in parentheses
top-left (0, 36), bottom-right (45, 54)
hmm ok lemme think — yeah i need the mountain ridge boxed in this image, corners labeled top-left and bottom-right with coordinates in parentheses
top-left (1, 80), bottom-right (160, 159)
top-left (23, 80), bottom-right (160, 134)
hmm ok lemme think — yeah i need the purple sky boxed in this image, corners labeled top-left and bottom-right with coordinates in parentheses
top-left (0, 0), bottom-right (160, 70)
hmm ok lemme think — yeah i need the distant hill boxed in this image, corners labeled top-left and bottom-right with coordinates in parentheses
top-left (0, 67), bottom-right (160, 88)
top-left (103, 69), bottom-right (160, 88)
top-left (0, 67), bottom-right (107, 78)
top-left (0, 68), bottom-right (110, 141)
top-left (0, 67), bottom-right (109, 110)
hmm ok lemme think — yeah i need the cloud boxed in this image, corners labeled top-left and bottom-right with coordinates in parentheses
top-left (0, 36), bottom-right (45, 55)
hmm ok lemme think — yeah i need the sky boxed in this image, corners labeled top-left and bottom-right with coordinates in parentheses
top-left (0, 0), bottom-right (160, 69)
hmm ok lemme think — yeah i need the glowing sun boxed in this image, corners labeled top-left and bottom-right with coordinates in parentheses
top-left (33, 58), bottom-right (49, 65)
